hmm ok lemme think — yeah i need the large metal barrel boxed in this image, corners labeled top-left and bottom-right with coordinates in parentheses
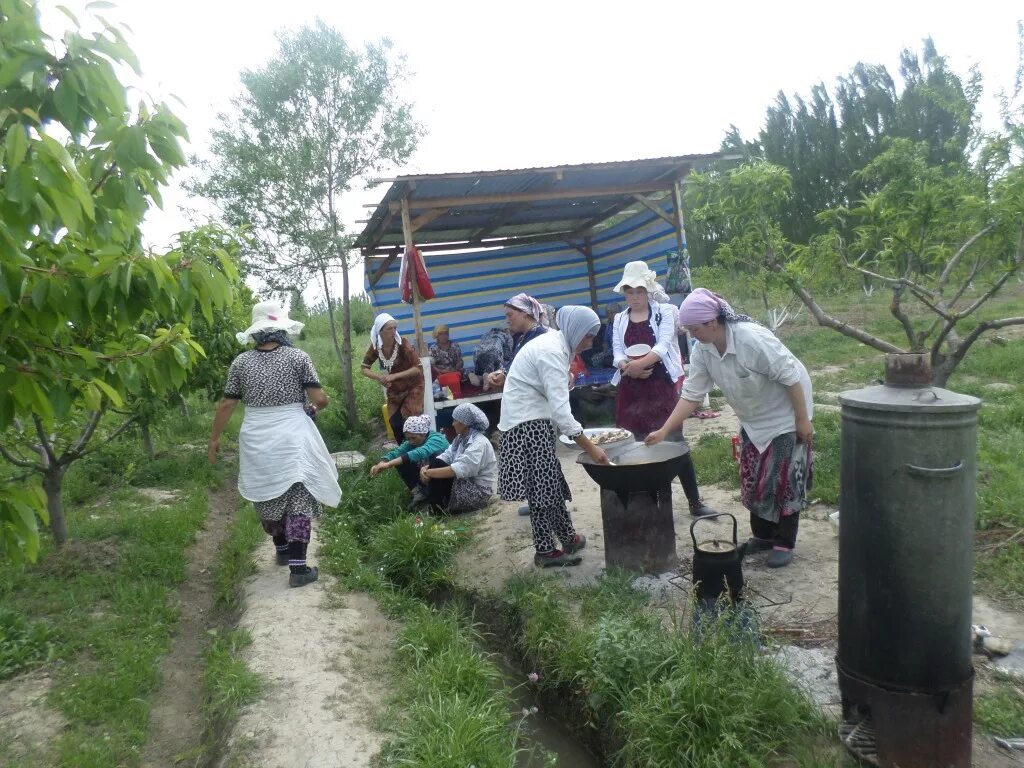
top-left (838, 366), bottom-right (980, 692)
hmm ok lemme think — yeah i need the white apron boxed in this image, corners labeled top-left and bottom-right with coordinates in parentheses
top-left (237, 403), bottom-right (342, 507)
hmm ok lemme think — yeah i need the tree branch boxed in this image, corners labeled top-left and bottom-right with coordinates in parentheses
top-left (32, 415), bottom-right (57, 467)
top-left (890, 288), bottom-right (918, 349)
top-left (841, 251), bottom-right (936, 298)
top-left (938, 223), bottom-right (996, 288)
top-left (0, 442), bottom-right (44, 470)
top-left (942, 316), bottom-right (1024, 373)
top-left (61, 410), bottom-right (103, 464)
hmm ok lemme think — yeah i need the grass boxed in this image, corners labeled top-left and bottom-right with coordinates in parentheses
top-left (212, 502), bottom-right (263, 610)
top-left (202, 629), bottom-right (262, 736)
top-left (976, 682), bottom-right (1024, 737)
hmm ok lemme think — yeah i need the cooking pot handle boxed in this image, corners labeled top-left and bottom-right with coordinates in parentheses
top-left (904, 461), bottom-right (963, 478)
top-left (690, 513), bottom-right (738, 549)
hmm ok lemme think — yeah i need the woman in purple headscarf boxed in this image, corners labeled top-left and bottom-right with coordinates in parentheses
top-left (483, 293), bottom-right (550, 391)
top-left (645, 288), bottom-right (814, 568)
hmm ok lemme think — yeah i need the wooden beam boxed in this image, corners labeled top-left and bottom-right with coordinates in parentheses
top-left (387, 180), bottom-right (675, 212)
top-left (362, 229), bottom-right (578, 257)
top-left (410, 208), bottom-right (448, 233)
top-left (368, 249), bottom-right (401, 288)
top-left (584, 235), bottom-right (599, 311)
top-left (671, 179), bottom-right (689, 269)
top-left (631, 194), bottom-right (675, 226)
top-left (400, 196), bottom-right (426, 355)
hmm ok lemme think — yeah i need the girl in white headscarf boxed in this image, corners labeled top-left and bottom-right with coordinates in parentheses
top-left (497, 306), bottom-right (610, 568)
top-left (420, 403), bottom-right (498, 514)
top-left (361, 313), bottom-right (425, 443)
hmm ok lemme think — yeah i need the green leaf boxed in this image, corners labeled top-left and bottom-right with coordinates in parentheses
top-left (5, 124), bottom-right (29, 169)
top-left (91, 378), bottom-right (123, 407)
top-left (30, 278), bottom-right (49, 311)
top-left (82, 383), bottom-right (101, 411)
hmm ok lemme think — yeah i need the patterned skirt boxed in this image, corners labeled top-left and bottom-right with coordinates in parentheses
top-left (447, 479), bottom-right (493, 514)
top-left (739, 430), bottom-right (813, 523)
top-left (254, 482), bottom-right (322, 522)
top-left (498, 419), bottom-right (571, 509)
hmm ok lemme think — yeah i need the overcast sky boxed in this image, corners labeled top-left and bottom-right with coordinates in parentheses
top-left (42, 1), bottom-right (1023, 295)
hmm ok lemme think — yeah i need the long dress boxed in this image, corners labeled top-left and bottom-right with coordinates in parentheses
top-left (614, 318), bottom-right (676, 436)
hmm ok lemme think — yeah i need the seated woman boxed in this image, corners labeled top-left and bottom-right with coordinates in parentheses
top-left (419, 403), bottom-right (497, 514)
top-left (429, 324), bottom-right (464, 378)
top-left (471, 327), bottom-right (513, 389)
top-left (370, 414), bottom-right (449, 505)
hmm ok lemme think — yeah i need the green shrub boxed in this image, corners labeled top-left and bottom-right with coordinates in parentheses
top-left (0, 607), bottom-right (55, 679)
top-left (368, 516), bottom-right (463, 593)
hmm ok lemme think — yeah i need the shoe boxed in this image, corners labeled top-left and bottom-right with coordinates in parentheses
top-left (518, 505), bottom-right (531, 516)
top-left (563, 534), bottom-right (587, 554)
top-left (533, 549), bottom-right (583, 568)
top-left (408, 487), bottom-right (427, 510)
top-left (766, 549), bottom-right (793, 568)
top-left (276, 551), bottom-right (289, 566)
top-left (689, 499), bottom-right (717, 517)
top-left (289, 566), bottom-right (319, 587)
top-left (746, 537), bottom-right (775, 553)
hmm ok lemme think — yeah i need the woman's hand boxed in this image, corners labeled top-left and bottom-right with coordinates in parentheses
top-left (588, 446), bottom-right (610, 465)
top-left (419, 467), bottom-right (431, 484)
top-left (207, 437), bottom-right (220, 465)
top-left (485, 370), bottom-right (505, 388)
top-left (370, 461), bottom-right (388, 477)
top-left (795, 415), bottom-right (814, 444)
top-left (644, 428), bottom-right (667, 446)
top-left (624, 359), bottom-right (652, 378)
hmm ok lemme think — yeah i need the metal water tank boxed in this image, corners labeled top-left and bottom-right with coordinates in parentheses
top-left (837, 354), bottom-right (980, 768)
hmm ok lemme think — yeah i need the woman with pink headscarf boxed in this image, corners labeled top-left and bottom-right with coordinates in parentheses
top-left (646, 288), bottom-right (813, 568)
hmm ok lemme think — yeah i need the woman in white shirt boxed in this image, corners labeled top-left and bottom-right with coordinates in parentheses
top-left (610, 261), bottom-right (714, 517)
top-left (646, 289), bottom-right (813, 568)
top-left (498, 306), bottom-right (610, 567)
top-left (420, 403), bottom-right (498, 514)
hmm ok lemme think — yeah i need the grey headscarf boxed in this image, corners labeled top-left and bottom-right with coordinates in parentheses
top-left (449, 402), bottom-right (490, 461)
top-left (555, 306), bottom-right (601, 355)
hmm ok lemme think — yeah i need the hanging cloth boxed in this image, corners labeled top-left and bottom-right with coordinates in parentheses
top-left (400, 244), bottom-right (435, 303)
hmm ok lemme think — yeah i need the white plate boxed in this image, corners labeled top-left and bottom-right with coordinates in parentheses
top-left (559, 427), bottom-right (634, 448)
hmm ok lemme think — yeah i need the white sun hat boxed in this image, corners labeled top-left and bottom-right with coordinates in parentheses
top-left (236, 300), bottom-right (305, 344)
top-left (613, 260), bottom-right (665, 294)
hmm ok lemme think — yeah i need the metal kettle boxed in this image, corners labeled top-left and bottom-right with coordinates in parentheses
top-left (690, 513), bottom-right (747, 603)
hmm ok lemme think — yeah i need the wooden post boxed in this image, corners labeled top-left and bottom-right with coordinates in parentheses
top-left (400, 196), bottom-right (425, 355)
top-left (583, 235), bottom-right (599, 311)
top-left (671, 179), bottom-right (689, 267)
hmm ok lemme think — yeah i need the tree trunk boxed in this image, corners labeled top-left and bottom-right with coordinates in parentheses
top-left (140, 421), bottom-right (156, 460)
top-left (338, 252), bottom-right (359, 427)
top-left (43, 466), bottom-right (67, 547)
top-left (175, 393), bottom-right (191, 421)
top-left (319, 264), bottom-right (360, 427)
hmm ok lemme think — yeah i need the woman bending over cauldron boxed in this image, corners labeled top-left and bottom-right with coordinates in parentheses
top-left (498, 306), bottom-right (610, 567)
top-left (646, 288), bottom-right (813, 568)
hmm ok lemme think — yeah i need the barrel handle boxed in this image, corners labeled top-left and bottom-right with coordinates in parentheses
top-left (913, 389), bottom-right (941, 402)
top-left (904, 460), bottom-right (963, 478)
top-left (690, 512), bottom-right (738, 549)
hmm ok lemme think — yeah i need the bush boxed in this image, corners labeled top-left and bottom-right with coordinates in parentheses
top-left (368, 516), bottom-right (464, 594)
top-left (0, 608), bottom-right (55, 679)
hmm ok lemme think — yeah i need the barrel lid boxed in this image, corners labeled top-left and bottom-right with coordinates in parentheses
top-left (838, 385), bottom-right (981, 413)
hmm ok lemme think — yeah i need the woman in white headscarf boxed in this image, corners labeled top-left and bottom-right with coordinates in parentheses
top-left (498, 306), bottom-right (610, 568)
top-left (361, 313), bottom-right (425, 442)
top-left (420, 403), bottom-right (498, 514)
top-left (208, 300), bottom-right (341, 589)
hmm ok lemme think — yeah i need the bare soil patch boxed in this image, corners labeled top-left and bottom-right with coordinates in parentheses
top-left (0, 669), bottom-right (66, 763)
top-left (216, 526), bottom-right (396, 768)
top-left (140, 483), bottom-right (238, 768)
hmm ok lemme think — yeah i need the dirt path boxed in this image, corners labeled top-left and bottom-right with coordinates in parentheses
top-left (141, 484), bottom-right (238, 767)
top-left (216, 525), bottom-right (396, 768)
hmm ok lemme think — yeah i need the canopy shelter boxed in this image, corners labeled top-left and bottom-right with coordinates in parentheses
top-left (356, 154), bottom-right (725, 356)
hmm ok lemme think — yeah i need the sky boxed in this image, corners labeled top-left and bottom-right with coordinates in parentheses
top-left (41, 1), bottom-right (1024, 298)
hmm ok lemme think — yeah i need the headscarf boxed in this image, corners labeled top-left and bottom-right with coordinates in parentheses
top-left (370, 313), bottom-right (401, 351)
top-left (677, 288), bottom-right (756, 326)
top-left (432, 323), bottom-right (450, 339)
top-left (504, 293), bottom-right (549, 327)
top-left (251, 329), bottom-right (293, 347)
top-left (555, 306), bottom-right (601, 355)
top-left (449, 403), bottom-right (489, 461)
top-left (402, 414), bottom-right (431, 434)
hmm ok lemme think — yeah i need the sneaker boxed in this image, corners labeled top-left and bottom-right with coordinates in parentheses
top-left (533, 549), bottom-right (583, 568)
top-left (689, 499), bottom-right (717, 517)
top-left (518, 505), bottom-right (531, 516)
top-left (289, 566), bottom-right (319, 588)
top-left (746, 537), bottom-right (775, 553)
top-left (563, 534), bottom-right (587, 554)
top-left (276, 551), bottom-right (289, 566)
top-left (766, 548), bottom-right (793, 568)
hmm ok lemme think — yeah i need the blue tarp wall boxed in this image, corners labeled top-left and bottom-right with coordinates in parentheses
top-left (364, 206), bottom-right (680, 361)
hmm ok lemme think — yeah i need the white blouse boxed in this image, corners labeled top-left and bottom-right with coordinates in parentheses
top-left (679, 322), bottom-right (813, 453)
top-left (497, 329), bottom-right (583, 438)
top-left (610, 301), bottom-right (684, 385)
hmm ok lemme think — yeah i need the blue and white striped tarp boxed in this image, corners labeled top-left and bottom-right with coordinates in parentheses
top-left (364, 206), bottom-right (682, 362)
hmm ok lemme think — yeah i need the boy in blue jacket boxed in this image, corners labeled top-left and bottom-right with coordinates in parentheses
top-left (370, 414), bottom-right (449, 506)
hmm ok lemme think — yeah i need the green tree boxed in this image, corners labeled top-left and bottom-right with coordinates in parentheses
top-left (190, 20), bottom-right (422, 428)
top-left (0, 1), bottom-right (237, 557)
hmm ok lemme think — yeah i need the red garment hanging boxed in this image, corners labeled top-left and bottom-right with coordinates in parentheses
top-left (399, 244), bottom-right (435, 303)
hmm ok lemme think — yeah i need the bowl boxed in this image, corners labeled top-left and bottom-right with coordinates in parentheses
top-left (625, 343), bottom-right (652, 359)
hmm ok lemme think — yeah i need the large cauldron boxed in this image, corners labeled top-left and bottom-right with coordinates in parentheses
top-left (577, 442), bottom-right (687, 573)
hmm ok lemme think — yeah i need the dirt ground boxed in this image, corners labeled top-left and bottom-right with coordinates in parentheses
top-left (216, 530), bottom-right (396, 768)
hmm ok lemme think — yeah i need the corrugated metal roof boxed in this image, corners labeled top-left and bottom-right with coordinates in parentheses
top-left (356, 153), bottom-right (726, 254)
